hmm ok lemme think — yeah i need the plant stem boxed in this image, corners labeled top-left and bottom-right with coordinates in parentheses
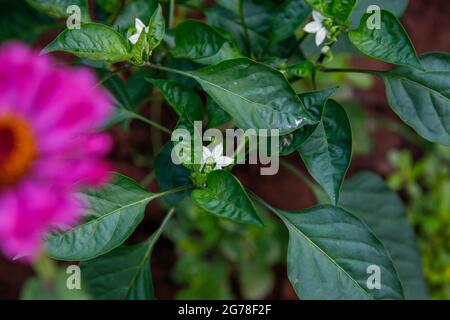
top-left (169, 0), bottom-right (175, 29)
top-left (95, 64), bottom-right (130, 87)
top-left (151, 208), bottom-right (175, 242)
top-left (287, 32), bottom-right (308, 59)
top-left (320, 67), bottom-right (383, 76)
top-left (239, 0), bottom-right (253, 59)
top-left (131, 112), bottom-right (172, 134)
top-left (280, 159), bottom-right (328, 203)
top-left (154, 184), bottom-right (193, 199)
top-left (141, 171), bottom-right (155, 186)
top-left (143, 62), bottom-right (189, 77)
top-left (32, 255), bottom-right (58, 284)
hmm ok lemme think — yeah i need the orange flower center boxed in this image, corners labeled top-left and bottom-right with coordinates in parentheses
top-left (0, 113), bottom-right (37, 186)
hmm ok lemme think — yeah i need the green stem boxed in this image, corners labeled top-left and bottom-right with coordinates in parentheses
top-left (287, 32), bottom-right (308, 59)
top-left (280, 159), bottom-right (328, 203)
top-left (131, 111), bottom-right (172, 134)
top-left (151, 208), bottom-right (175, 243)
top-left (169, 0), bottom-right (175, 29)
top-left (141, 171), bottom-right (155, 186)
top-left (96, 64), bottom-right (131, 87)
top-left (239, 0), bottom-right (253, 59)
top-left (144, 62), bottom-right (189, 77)
top-left (32, 255), bottom-right (58, 284)
top-left (154, 184), bottom-right (193, 199)
top-left (320, 67), bottom-right (383, 76)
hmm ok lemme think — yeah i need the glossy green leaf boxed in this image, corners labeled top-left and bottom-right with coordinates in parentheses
top-left (147, 4), bottom-right (165, 51)
top-left (305, 0), bottom-right (357, 23)
top-left (277, 204), bottom-right (404, 299)
top-left (350, 0), bottom-right (409, 28)
top-left (269, 0), bottom-right (311, 45)
top-left (26, 0), bottom-right (90, 22)
top-left (299, 99), bottom-right (352, 204)
top-left (188, 58), bottom-right (315, 134)
top-left (206, 1), bottom-right (291, 58)
top-left (349, 10), bottom-right (420, 68)
top-left (154, 143), bottom-right (192, 206)
top-left (45, 174), bottom-right (155, 261)
top-left (113, 0), bottom-right (157, 31)
top-left (207, 96), bottom-right (232, 128)
top-left (0, 0), bottom-right (53, 43)
top-left (44, 23), bottom-right (131, 63)
top-left (147, 79), bottom-right (203, 125)
top-left (130, 30), bottom-right (148, 65)
top-left (381, 52), bottom-right (450, 146)
top-left (340, 171), bottom-right (428, 299)
top-left (80, 211), bottom-right (173, 300)
top-left (285, 60), bottom-right (315, 78)
top-left (278, 87), bottom-right (337, 156)
top-left (172, 20), bottom-right (241, 65)
top-left (192, 170), bottom-right (263, 226)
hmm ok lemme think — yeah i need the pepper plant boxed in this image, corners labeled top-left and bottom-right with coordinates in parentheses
top-left (25, 0), bottom-right (450, 299)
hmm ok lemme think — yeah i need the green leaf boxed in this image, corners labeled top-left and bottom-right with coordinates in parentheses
top-left (206, 1), bottom-right (291, 58)
top-left (339, 171), bottom-right (428, 299)
top-left (0, 0), bottom-right (53, 43)
top-left (113, 0), bottom-right (157, 31)
top-left (192, 170), bottom-right (263, 226)
top-left (98, 0), bottom-right (121, 14)
top-left (26, 0), bottom-right (90, 22)
top-left (277, 204), bottom-right (404, 299)
top-left (285, 60), bottom-right (315, 78)
top-left (21, 271), bottom-right (90, 300)
top-left (269, 0), bottom-right (311, 45)
top-left (80, 211), bottom-right (173, 300)
top-left (45, 174), bottom-right (155, 261)
top-left (349, 10), bottom-right (420, 68)
top-left (130, 30), bottom-right (148, 65)
top-left (299, 99), bottom-right (352, 204)
top-left (207, 96), bottom-right (232, 128)
top-left (147, 4), bottom-right (165, 51)
top-left (305, 0), bottom-right (357, 23)
top-left (172, 20), bottom-right (241, 65)
top-left (350, 0), bottom-right (409, 28)
top-left (278, 87), bottom-right (337, 156)
top-left (44, 23), bottom-right (131, 63)
top-left (154, 143), bottom-right (192, 206)
top-left (381, 52), bottom-right (450, 146)
top-left (147, 79), bottom-right (203, 125)
top-left (188, 58), bottom-right (315, 134)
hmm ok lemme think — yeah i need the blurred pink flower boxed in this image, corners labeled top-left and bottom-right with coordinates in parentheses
top-left (0, 43), bottom-right (113, 261)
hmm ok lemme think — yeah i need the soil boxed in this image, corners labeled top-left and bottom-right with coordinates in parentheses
top-left (1, 0), bottom-right (449, 300)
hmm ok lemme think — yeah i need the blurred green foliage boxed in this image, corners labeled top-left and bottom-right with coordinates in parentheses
top-left (166, 199), bottom-right (287, 299)
top-left (388, 146), bottom-right (450, 299)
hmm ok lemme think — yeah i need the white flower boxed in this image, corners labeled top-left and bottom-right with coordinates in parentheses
top-left (201, 144), bottom-right (234, 171)
top-left (128, 18), bottom-right (149, 45)
top-left (304, 11), bottom-right (329, 47)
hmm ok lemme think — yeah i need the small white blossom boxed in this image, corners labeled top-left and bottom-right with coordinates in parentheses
top-left (304, 11), bottom-right (329, 47)
top-left (128, 18), bottom-right (149, 45)
top-left (201, 144), bottom-right (234, 171)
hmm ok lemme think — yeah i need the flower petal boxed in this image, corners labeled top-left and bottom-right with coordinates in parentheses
top-left (135, 18), bottom-right (146, 33)
top-left (304, 21), bottom-right (323, 33)
top-left (211, 144), bottom-right (224, 160)
top-left (202, 146), bottom-right (212, 163)
top-left (128, 33), bottom-right (140, 44)
top-left (216, 156), bottom-right (234, 168)
top-left (312, 10), bottom-right (325, 22)
top-left (315, 27), bottom-right (327, 46)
